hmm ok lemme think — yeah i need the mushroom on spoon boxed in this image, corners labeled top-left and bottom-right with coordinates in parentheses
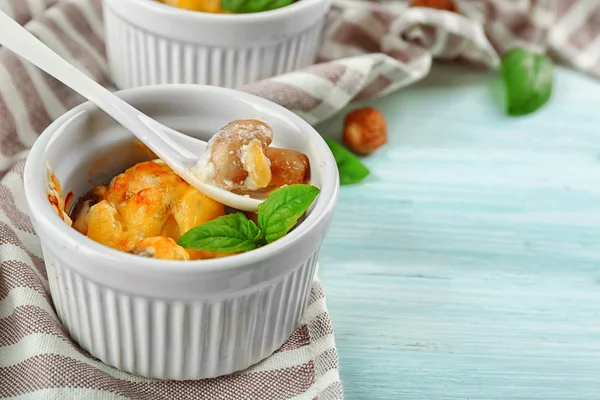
top-left (0, 10), bottom-right (262, 212)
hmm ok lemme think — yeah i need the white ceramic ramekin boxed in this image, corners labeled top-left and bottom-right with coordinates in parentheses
top-left (23, 85), bottom-right (339, 380)
top-left (103, 0), bottom-right (332, 89)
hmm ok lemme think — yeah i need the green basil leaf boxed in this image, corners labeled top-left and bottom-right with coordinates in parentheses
top-left (323, 137), bottom-right (370, 185)
top-left (258, 184), bottom-right (320, 243)
top-left (501, 47), bottom-right (553, 116)
top-left (249, 219), bottom-right (267, 246)
top-left (177, 213), bottom-right (262, 252)
top-left (221, 0), bottom-right (293, 13)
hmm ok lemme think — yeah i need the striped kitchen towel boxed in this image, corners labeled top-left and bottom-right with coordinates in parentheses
top-left (1, 0), bottom-right (600, 399)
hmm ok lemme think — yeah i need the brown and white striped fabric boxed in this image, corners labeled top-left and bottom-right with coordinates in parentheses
top-left (1, 0), bottom-right (600, 398)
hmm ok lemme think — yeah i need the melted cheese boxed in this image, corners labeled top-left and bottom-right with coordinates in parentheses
top-left (161, 0), bottom-right (227, 13)
top-left (75, 160), bottom-right (227, 261)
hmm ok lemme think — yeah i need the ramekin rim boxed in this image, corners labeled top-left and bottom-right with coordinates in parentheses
top-left (108, 0), bottom-right (331, 23)
top-left (24, 84), bottom-right (339, 275)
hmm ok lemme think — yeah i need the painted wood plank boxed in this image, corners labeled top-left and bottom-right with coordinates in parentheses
top-left (315, 64), bottom-right (600, 400)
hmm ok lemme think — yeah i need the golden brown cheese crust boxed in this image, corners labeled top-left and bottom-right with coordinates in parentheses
top-left (158, 0), bottom-right (229, 13)
top-left (72, 160), bottom-right (227, 260)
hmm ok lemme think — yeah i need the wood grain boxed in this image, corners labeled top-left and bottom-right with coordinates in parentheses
top-left (315, 64), bottom-right (600, 399)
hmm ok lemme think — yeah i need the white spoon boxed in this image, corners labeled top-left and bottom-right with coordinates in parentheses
top-left (0, 11), bottom-right (262, 212)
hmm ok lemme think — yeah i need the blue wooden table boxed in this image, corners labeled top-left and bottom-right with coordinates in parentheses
top-left (315, 64), bottom-right (600, 400)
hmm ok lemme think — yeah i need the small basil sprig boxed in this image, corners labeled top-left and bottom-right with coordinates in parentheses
top-left (323, 137), bottom-right (370, 185)
top-left (177, 184), bottom-right (320, 252)
top-left (221, 0), bottom-right (294, 13)
top-left (501, 47), bottom-right (553, 116)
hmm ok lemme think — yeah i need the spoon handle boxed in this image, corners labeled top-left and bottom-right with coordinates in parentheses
top-left (0, 10), bottom-right (198, 167)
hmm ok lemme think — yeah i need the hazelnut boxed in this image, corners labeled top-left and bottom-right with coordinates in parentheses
top-left (342, 107), bottom-right (388, 155)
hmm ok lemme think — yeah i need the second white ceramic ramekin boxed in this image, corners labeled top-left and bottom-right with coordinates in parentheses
top-left (103, 0), bottom-right (332, 89)
top-left (23, 85), bottom-right (339, 380)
